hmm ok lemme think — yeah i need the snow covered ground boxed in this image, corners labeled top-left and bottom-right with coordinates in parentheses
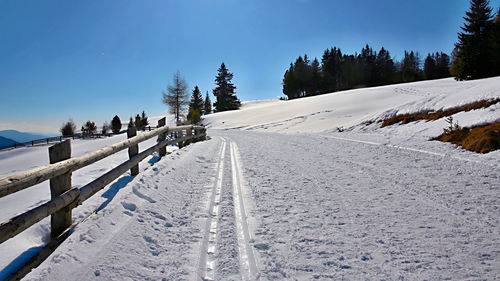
top-left (1, 77), bottom-right (499, 279)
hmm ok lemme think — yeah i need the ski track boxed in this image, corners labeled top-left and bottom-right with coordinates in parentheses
top-left (230, 140), bottom-right (259, 280)
top-left (198, 137), bottom-right (260, 281)
top-left (198, 137), bottom-right (226, 280)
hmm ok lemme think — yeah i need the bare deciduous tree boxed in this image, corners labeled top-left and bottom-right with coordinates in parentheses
top-left (162, 71), bottom-right (189, 125)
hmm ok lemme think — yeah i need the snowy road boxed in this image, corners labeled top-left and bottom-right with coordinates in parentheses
top-left (26, 129), bottom-right (500, 280)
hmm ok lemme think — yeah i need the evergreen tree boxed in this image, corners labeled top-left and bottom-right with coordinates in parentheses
top-left (401, 51), bottom-right (421, 82)
top-left (187, 107), bottom-right (202, 124)
top-left (190, 86), bottom-right (204, 112)
top-left (435, 52), bottom-right (451, 78)
top-left (60, 119), bottom-right (76, 137)
top-left (187, 86), bottom-right (204, 124)
top-left (162, 71), bottom-right (189, 125)
top-left (293, 56), bottom-right (312, 97)
top-left (424, 53), bottom-right (437, 79)
top-left (283, 63), bottom-right (300, 99)
top-left (134, 114), bottom-right (142, 129)
top-left (310, 58), bottom-right (322, 95)
top-left (140, 110), bottom-right (149, 129)
top-left (128, 117), bottom-right (135, 128)
top-left (359, 44), bottom-right (377, 86)
top-left (204, 91), bottom-right (212, 114)
top-left (101, 121), bottom-right (110, 135)
top-left (81, 121), bottom-right (97, 137)
top-left (213, 63), bottom-right (241, 111)
top-left (111, 115), bottom-right (122, 134)
top-left (452, 0), bottom-right (495, 79)
top-left (376, 47), bottom-right (395, 85)
top-left (490, 7), bottom-right (500, 76)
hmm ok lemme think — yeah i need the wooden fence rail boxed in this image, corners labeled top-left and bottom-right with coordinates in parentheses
top-left (0, 126), bottom-right (159, 151)
top-left (0, 120), bottom-right (206, 245)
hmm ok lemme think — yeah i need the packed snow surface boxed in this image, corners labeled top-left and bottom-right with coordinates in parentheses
top-left (0, 77), bottom-right (499, 279)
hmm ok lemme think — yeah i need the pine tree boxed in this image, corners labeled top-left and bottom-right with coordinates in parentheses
top-left (81, 121), bottom-right (97, 137)
top-left (401, 51), bottom-right (421, 82)
top-left (134, 114), bottom-right (142, 129)
top-left (190, 86), bottom-right (204, 112)
top-left (452, 0), bottom-right (495, 79)
top-left (60, 119), bottom-right (76, 137)
top-left (283, 63), bottom-right (300, 99)
top-left (187, 86), bottom-right (204, 124)
top-left (424, 53), bottom-right (437, 79)
top-left (111, 115), bottom-right (122, 134)
top-left (310, 58), bottom-right (322, 95)
top-left (435, 52), bottom-right (451, 78)
top-left (128, 117), bottom-right (135, 128)
top-left (376, 47), bottom-right (395, 85)
top-left (213, 63), bottom-right (241, 111)
top-left (101, 121), bottom-right (110, 135)
top-left (163, 71), bottom-right (189, 125)
top-left (204, 91), bottom-right (212, 114)
top-left (490, 7), bottom-right (500, 76)
top-left (140, 110), bottom-right (149, 129)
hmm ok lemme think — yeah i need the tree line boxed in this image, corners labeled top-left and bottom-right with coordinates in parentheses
top-left (282, 45), bottom-right (451, 100)
top-left (283, 0), bottom-right (500, 100)
top-left (60, 111), bottom-right (149, 137)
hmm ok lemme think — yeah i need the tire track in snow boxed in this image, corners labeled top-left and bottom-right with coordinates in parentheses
top-left (229, 140), bottom-right (259, 280)
top-left (198, 137), bottom-right (226, 280)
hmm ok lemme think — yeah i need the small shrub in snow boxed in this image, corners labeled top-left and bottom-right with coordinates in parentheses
top-left (432, 122), bottom-right (500, 153)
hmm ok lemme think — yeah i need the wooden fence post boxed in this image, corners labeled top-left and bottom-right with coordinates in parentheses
top-left (185, 126), bottom-right (193, 146)
top-left (48, 140), bottom-right (72, 239)
top-left (178, 129), bottom-right (185, 149)
top-left (157, 117), bottom-right (167, 157)
top-left (127, 127), bottom-right (139, 176)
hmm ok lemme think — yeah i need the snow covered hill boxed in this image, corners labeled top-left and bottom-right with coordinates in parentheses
top-left (204, 77), bottom-right (500, 138)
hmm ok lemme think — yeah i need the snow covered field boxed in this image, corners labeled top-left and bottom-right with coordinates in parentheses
top-left (1, 77), bottom-right (500, 279)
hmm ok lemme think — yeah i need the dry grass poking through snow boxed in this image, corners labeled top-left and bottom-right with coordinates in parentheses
top-left (381, 98), bottom-right (500, 127)
top-left (431, 122), bottom-right (500, 153)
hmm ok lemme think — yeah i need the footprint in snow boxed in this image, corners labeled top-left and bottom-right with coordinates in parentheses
top-left (121, 202), bottom-right (137, 212)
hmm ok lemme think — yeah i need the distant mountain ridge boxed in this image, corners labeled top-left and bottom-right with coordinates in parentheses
top-left (0, 130), bottom-right (57, 144)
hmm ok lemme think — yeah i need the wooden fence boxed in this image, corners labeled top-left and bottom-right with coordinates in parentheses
top-left (0, 118), bottom-right (206, 279)
top-left (0, 126), bottom-right (159, 150)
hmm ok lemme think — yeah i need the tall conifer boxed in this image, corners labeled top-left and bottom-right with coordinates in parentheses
top-left (213, 63), bottom-right (241, 111)
top-left (452, 0), bottom-right (495, 79)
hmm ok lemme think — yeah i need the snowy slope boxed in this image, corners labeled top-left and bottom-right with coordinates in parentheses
top-left (204, 77), bottom-right (500, 136)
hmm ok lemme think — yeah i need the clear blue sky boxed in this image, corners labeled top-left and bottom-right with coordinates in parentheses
top-left (1, 0), bottom-right (498, 133)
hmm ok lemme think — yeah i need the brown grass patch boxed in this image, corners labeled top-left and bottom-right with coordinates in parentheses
top-left (431, 122), bottom-right (500, 153)
top-left (382, 98), bottom-right (500, 127)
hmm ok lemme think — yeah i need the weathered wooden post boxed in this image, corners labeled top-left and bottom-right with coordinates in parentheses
top-left (127, 127), bottom-right (139, 176)
top-left (157, 117), bottom-right (167, 157)
top-left (178, 129), bottom-right (185, 149)
top-left (185, 125), bottom-right (193, 146)
top-left (48, 140), bottom-right (72, 239)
